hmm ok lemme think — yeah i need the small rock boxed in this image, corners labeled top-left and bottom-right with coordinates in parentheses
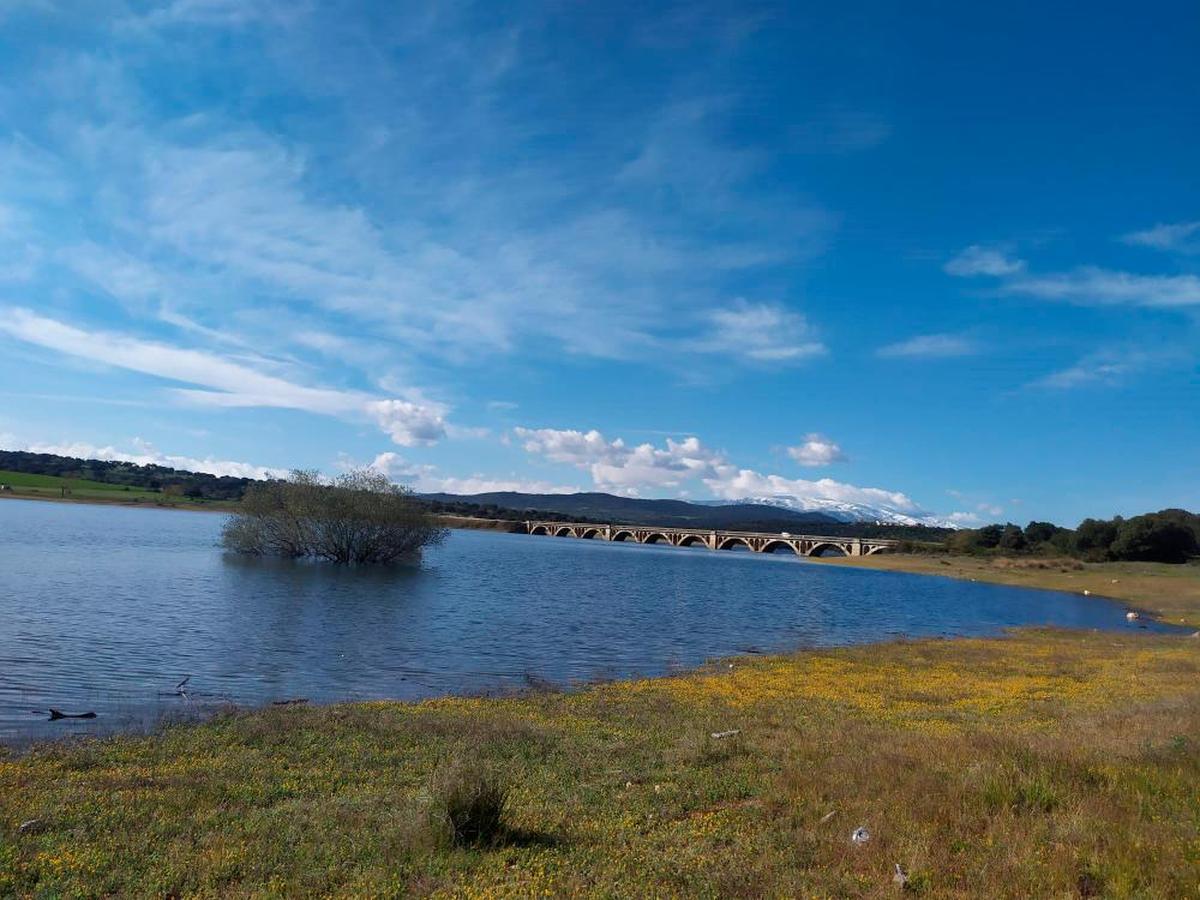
top-left (851, 825), bottom-right (870, 845)
top-left (710, 729), bottom-right (740, 739)
top-left (819, 809), bottom-right (837, 824)
top-left (893, 863), bottom-right (908, 888)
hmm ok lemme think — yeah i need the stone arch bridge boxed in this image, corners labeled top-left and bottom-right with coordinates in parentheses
top-left (524, 522), bottom-right (899, 557)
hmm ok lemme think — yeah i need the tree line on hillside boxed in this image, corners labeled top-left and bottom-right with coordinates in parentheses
top-left (0, 450), bottom-right (255, 501)
top-left (947, 509), bottom-right (1200, 564)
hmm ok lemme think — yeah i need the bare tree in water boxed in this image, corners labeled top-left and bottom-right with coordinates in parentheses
top-left (221, 468), bottom-right (447, 564)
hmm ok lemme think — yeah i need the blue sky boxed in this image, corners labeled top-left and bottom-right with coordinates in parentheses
top-left (0, 0), bottom-right (1197, 526)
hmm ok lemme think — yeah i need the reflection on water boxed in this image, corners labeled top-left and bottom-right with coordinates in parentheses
top-left (0, 498), bottom-right (1176, 744)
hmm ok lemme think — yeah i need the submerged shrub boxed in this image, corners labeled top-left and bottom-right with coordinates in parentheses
top-left (221, 468), bottom-right (447, 564)
top-left (426, 760), bottom-right (510, 848)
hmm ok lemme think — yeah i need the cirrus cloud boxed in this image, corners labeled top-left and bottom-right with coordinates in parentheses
top-left (0, 307), bottom-right (449, 446)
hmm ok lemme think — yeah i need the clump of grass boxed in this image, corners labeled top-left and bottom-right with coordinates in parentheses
top-left (426, 759), bottom-right (510, 848)
top-left (980, 768), bottom-right (1060, 814)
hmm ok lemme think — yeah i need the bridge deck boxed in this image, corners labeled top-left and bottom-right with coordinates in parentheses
top-left (523, 521), bottom-right (899, 557)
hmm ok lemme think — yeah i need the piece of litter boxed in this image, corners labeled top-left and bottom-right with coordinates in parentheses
top-left (851, 825), bottom-right (870, 845)
top-left (893, 863), bottom-right (908, 887)
top-left (819, 810), bottom-right (837, 824)
top-left (710, 729), bottom-right (740, 739)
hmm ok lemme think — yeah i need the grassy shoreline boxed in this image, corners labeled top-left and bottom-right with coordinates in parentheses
top-left (2, 560), bottom-right (1199, 895)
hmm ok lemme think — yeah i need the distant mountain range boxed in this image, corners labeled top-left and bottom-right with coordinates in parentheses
top-left (421, 490), bottom-right (958, 535)
top-left (698, 496), bottom-right (965, 529)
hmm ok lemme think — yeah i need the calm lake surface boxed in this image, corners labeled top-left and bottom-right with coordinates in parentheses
top-left (0, 498), bottom-right (1173, 744)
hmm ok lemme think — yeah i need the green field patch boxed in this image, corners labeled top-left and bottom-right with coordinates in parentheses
top-left (0, 469), bottom-right (128, 491)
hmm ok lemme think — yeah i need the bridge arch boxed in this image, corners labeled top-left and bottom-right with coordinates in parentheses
top-left (553, 526), bottom-right (574, 537)
top-left (865, 544), bottom-right (891, 555)
top-left (676, 534), bottom-right (710, 548)
top-left (642, 532), bottom-right (672, 545)
top-left (579, 527), bottom-right (600, 539)
top-left (611, 530), bottom-right (637, 542)
top-left (761, 539), bottom-right (800, 555)
top-left (529, 524), bottom-right (550, 535)
top-left (807, 541), bottom-right (849, 557)
top-left (717, 536), bottom-right (754, 551)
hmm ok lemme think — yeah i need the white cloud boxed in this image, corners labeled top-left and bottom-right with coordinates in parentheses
top-left (1028, 352), bottom-right (1143, 390)
top-left (693, 301), bottom-right (826, 363)
top-left (944, 245), bottom-right (1026, 277)
top-left (701, 468), bottom-right (919, 513)
top-left (366, 398), bottom-right (448, 448)
top-left (420, 475), bottom-right (577, 495)
top-left (8, 437), bottom-right (287, 479)
top-left (514, 425), bottom-right (922, 512)
top-left (1120, 221), bottom-right (1200, 253)
top-left (0, 308), bottom-right (448, 446)
top-left (877, 333), bottom-right (977, 359)
top-left (365, 451), bottom-right (576, 495)
top-left (946, 511), bottom-right (982, 525)
top-left (786, 433), bottom-right (847, 467)
top-left (1006, 268), bottom-right (1200, 308)
top-left (133, 0), bottom-right (306, 29)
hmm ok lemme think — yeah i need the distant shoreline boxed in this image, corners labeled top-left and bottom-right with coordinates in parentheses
top-left (0, 489), bottom-right (234, 514)
top-left (0, 490), bottom-right (525, 532)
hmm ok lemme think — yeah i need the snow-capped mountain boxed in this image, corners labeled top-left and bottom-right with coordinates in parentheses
top-left (704, 496), bottom-right (964, 529)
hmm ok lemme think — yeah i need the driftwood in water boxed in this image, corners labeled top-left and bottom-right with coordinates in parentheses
top-left (271, 698), bottom-right (309, 706)
top-left (48, 709), bottom-right (97, 721)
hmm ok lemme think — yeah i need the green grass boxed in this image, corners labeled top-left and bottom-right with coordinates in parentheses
top-left (3, 632), bottom-right (1200, 894)
top-left (0, 469), bottom-right (235, 508)
top-left (0, 470), bottom-right (130, 492)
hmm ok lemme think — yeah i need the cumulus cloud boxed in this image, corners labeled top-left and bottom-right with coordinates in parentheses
top-left (692, 301), bottom-right (826, 363)
top-left (944, 245), bottom-right (1026, 277)
top-left (786, 434), bottom-right (847, 467)
top-left (364, 451), bottom-right (576, 495)
top-left (7, 437), bottom-right (287, 479)
top-left (514, 425), bottom-right (922, 512)
top-left (0, 308), bottom-right (448, 446)
top-left (366, 398), bottom-right (448, 448)
top-left (877, 333), bottom-right (978, 359)
top-left (1120, 221), bottom-right (1200, 253)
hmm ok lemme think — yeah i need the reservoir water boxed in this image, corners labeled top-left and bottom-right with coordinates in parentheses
top-left (0, 498), bottom-right (1173, 744)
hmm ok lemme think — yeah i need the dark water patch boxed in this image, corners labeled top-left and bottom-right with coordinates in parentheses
top-left (0, 498), bottom-right (1183, 745)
